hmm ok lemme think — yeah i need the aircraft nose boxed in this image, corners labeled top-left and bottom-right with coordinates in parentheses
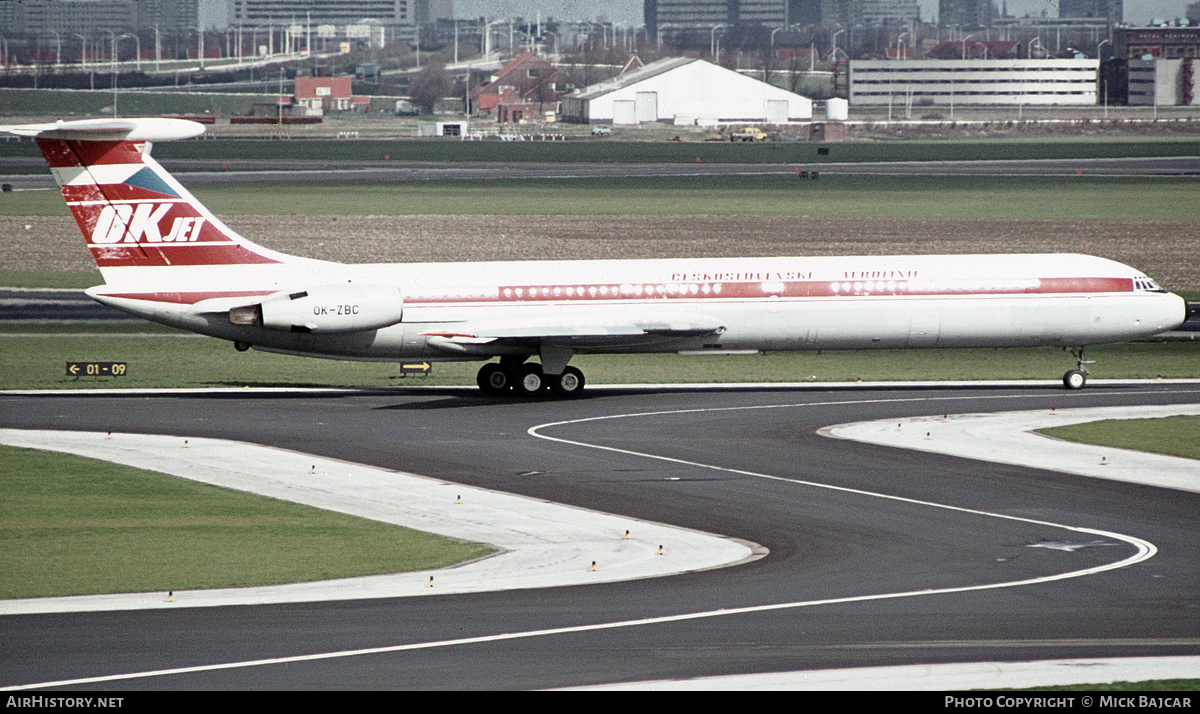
top-left (1162, 292), bottom-right (1189, 333)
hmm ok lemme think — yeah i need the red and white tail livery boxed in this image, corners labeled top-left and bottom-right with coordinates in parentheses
top-left (6, 118), bottom-right (1187, 397)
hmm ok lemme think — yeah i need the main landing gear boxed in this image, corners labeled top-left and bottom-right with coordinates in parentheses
top-left (1062, 347), bottom-right (1094, 390)
top-left (477, 359), bottom-right (586, 398)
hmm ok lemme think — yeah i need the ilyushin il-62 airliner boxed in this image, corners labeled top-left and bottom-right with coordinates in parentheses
top-left (4, 118), bottom-right (1186, 397)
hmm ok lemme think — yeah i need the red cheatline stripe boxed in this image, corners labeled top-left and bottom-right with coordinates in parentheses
top-left (103, 290), bottom-right (277, 303)
top-left (497, 277), bottom-right (1134, 302)
top-left (102, 277), bottom-right (1136, 307)
top-left (67, 185), bottom-right (185, 202)
top-left (91, 244), bottom-right (282, 268)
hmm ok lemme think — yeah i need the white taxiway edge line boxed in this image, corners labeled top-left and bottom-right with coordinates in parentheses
top-left (824, 404), bottom-right (1200, 493)
top-left (564, 655), bottom-right (1200, 691)
top-left (0, 429), bottom-right (758, 615)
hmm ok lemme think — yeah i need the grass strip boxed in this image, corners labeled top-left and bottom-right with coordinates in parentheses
top-left (3, 133), bottom-right (1198, 164)
top-left (5, 175), bottom-right (1200, 221)
top-left (0, 271), bottom-right (102, 289)
top-left (1035, 416), bottom-right (1200, 461)
top-left (1, 331), bottom-right (1195, 390)
top-left (0, 444), bottom-right (493, 598)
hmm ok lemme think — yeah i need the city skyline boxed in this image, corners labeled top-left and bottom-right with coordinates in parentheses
top-left (194, 0), bottom-right (1193, 28)
top-left (452, 0), bottom-right (1189, 25)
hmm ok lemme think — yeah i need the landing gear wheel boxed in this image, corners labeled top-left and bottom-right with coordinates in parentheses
top-left (477, 363), bottom-right (512, 395)
top-left (514, 363), bottom-right (546, 397)
top-left (549, 366), bottom-right (586, 398)
top-left (1063, 347), bottom-right (1093, 390)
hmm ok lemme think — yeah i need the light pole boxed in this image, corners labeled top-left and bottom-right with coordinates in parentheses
top-left (195, 26), bottom-right (205, 69)
top-left (484, 18), bottom-right (507, 59)
top-left (657, 23), bottom-right (680, 49)
top-left (710, 24), bottom-right (725, 61)
top-left (961, 34), bottom-right (974, 60)
top-left (831, 28), bottom-right (844, 63)
top-left (47, 30), bottom-right (61, 68)
top-left (120, 33), bottom-right (139, 72)
top-left (102, 29), bottom-right (117, 116)
top-left (896, 31), bottom-right (909, 60)
top-left (72, 33), bottom-right (87, 71)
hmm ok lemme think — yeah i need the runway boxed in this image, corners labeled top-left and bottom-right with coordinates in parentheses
top-left (2, 382), bottom-right (1198, 690)
top-left (2, 155), bottom-right (1198, 191)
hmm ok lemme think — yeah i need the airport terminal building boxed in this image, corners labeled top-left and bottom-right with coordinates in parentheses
top-left (847, 59), bottom-right (1100, 107)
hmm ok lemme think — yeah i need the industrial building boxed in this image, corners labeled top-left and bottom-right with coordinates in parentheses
top-left (1127, 59), bottom-right (1198, 106)
top-left (1116, 26), bottom-right (1200, 60)
top-left (561, 57), bottom-right (813, 125)
top-left (848, 59), bottom-right (1100, 106)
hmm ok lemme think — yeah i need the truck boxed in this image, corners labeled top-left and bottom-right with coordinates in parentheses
top-left (730, 128), bottom-right (769, 142)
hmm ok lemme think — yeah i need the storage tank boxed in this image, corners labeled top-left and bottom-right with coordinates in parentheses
top-left (826, 98), bottom-right (849, 121)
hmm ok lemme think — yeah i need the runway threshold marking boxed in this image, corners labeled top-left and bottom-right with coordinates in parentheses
top-left (4, 390), bottom-right (1172, 691)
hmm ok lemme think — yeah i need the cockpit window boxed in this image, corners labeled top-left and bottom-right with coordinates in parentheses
top-left (1133, 276), bottom-right (1166, 293)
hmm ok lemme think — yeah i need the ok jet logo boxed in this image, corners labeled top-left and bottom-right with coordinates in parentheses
top-left (90, 203), bottom-right (206, 244)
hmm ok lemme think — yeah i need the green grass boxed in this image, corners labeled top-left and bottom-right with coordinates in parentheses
top-left (1036, 416), bottom-right (1200, 461)
top-left (2, 131), bottom-right (1199, 167)
top-left (194, 175), bottom-right (1200, 221)
top-left (0, 88), bottom-right (279, 123)
top-left (151, 136), bottom-right (1200, 164)
top-left (5, 175), bottom-right (1199, 221)
top-left (0, 271), bottom-right (102, 289)
top-left (0, 444), bottom-right (494, 598)
top-left (0, 329), bottom-right (1195, 390)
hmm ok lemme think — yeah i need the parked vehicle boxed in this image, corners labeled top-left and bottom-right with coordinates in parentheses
top-left (730, 128), bottom-right (768, 142)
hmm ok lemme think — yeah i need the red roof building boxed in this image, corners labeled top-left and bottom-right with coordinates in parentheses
top-left (294, 76), bottom-right (371, 114)
top-left (468, 52), bottom-right (580, 123)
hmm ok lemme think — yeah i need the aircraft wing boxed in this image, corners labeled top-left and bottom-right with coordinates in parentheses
top-left (420, 312), bottom-right (726, 353)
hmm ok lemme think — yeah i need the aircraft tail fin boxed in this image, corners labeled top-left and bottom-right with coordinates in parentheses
top-left (4, 119), bottom-right (304, 283)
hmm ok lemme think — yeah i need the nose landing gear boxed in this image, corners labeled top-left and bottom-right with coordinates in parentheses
top-left (1063, 347), bottom-right (1094, 390)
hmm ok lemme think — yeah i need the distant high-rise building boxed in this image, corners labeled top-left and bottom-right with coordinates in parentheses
top-left (138, 0), bottom-right (200, 31)
top-left (823, 0), bottom-right (919, 26)
top-left (644, 0), bottom-right (789, 36)
top-left (230, 0), bottom-right (416, 26)
top-left (938, 0), bottom-right (990, 27)
top-left (644, 0), bottom-right (916, 36)
top-left (859, 0), bottom-right (920, 25)
top-left (788, 0), bottom-right (822, 25)
top-left (1, 0), bottom-right (137, 34)
top-left (1058, 0), bottom-right (1122, 25)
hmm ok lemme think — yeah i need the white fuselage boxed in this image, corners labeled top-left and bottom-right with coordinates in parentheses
top-left (90, 253), bottom-right (1187, 363)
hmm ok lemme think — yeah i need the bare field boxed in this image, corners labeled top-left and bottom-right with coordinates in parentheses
top-left (8, 214), bottom-right (1198, 291)
top-left (14, 214), bottom-right (1200, 289)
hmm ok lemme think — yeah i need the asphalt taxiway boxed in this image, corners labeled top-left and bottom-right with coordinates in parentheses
top-left (1, 381), bottom-right (1198, 690)
top-left (2, 156), bottom-right (1198, 191)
